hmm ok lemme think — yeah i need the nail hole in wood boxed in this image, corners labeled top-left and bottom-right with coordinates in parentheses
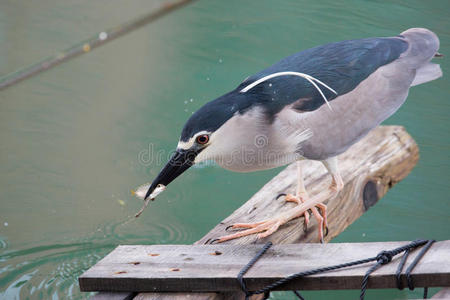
top-left (114, 271), bottom-right (127, 274)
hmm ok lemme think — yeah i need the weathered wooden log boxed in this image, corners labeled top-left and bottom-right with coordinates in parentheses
top-left (90, 125), bottom-right (419, 299)
top-left (80, 241), bottom-right (450, 293)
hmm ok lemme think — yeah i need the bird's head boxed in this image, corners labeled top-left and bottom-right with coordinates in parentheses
top-left (142, 92), bottom-right (244, 200)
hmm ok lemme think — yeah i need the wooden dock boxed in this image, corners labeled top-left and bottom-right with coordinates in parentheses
top-left (78, 125), bottom-right (450, 299)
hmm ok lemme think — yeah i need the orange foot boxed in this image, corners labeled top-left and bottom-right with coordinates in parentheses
top-left (283, 193), bottom-right (328, 241)
top-left (209, 192), bottom-right (330, 244)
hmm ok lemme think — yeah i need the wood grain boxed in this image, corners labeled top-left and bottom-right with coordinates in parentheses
top-left (79, 241), bottom-right (450, 292)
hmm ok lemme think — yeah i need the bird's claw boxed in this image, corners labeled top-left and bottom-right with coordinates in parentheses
top-left (276, 193), bottom-right (287, 200)
top-left (319, 227), bottom-right (328, 244)
top-left (204, 238), bottom-right (220, 244)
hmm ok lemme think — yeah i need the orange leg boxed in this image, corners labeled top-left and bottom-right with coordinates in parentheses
top-left (323, 157), bottom-right (344, 192)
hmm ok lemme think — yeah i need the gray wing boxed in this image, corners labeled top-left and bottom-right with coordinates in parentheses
top-left (271, 28), bottom-right (440, 160)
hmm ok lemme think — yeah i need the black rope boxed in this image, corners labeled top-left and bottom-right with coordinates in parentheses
top-left (405, 240), bottom-right (435, 291)
top-left (396, 248), bottom-right (410, 289)
top-left (236, 239), bottom-right (434, 300)
top-left (237, 241), bottom-right (273, 299)
top-left (395, 239), bottom-right (435, 299)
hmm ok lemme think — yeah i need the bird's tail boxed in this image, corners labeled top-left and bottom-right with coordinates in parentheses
top-left (410, 62), bottom-right (442, 86)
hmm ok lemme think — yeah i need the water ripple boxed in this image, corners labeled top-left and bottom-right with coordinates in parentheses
top-left (0, 215), bottom-right (194, 299)
top-left (0, 237), bottom-right (8, 251)
top-left (0, 241), bottom-right (112, 299)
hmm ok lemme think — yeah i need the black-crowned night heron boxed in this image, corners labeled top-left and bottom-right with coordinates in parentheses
top-left (136, 28), bottom-right (442, 243)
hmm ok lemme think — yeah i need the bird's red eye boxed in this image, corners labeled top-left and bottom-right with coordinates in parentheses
top-left (196, 134), bottom-right (209, 145)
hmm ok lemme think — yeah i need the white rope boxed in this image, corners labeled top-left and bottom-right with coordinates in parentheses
top-left (240, 71), bottom-right (337, 111)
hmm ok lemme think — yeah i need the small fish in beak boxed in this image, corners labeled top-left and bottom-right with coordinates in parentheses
top-left (134, 183), bottom-right (166, 200)
top-left (133, 148), bottom-right (199, 218)
top-left (133, 183), bottom-right (166, 217)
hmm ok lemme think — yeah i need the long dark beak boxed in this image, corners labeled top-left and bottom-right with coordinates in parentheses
top-left (144, 149), bottom-right (196, 200)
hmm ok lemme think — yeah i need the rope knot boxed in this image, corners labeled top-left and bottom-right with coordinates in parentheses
top-left (376, 250), bottom-right (393, 264)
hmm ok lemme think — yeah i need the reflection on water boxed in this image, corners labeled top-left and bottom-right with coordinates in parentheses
top-left (0, 0), bottom-right (449, 299)
top-left (0, 217), bottom-right (194, 299)
top-left (1, 243), bottom-right (104, 299)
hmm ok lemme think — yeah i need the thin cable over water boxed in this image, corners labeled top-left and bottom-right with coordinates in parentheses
top-left (0, 0), bottom-right (197, 90)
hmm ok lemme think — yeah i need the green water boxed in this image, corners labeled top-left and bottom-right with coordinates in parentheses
top-left (0, 1), bottom-right (448, 299)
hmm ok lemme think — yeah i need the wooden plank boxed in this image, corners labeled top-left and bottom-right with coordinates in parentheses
top-left (87, 126), bottom-right (419, 299)
top-left (79, 241), bottom-right (450, 293)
